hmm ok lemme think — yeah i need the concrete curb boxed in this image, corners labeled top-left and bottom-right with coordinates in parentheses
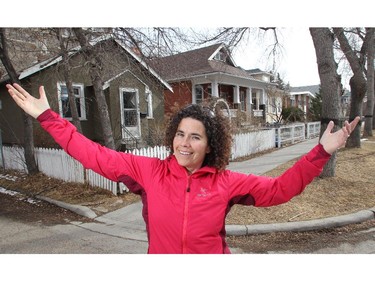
top-left (39, 194), bottom-right (375, 237)
top-left (37, 191), bottom-right (375, 236)
top-left (226, 208), bottom-right (375, 236)
top-left (36, 195), bottom-right (97, 219)
top-left (35, 193), bottom-right (375, 237)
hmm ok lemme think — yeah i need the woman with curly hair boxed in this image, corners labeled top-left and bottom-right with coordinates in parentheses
top-left (6, 83), bottom-right (359, 254)
top-left (164, 104), bottom-right (232, 172)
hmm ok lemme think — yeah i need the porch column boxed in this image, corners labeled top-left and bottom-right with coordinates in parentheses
top-left (246, 87), bottom-right (251, 113)
top-left (192, 82), bottom-right (197, 104)
top-left (260, 88), bottom-right (265, 104)
top-left (233, 85), bottom-right (240, 104)
top-left (211, 80), bottom-right (219, 98)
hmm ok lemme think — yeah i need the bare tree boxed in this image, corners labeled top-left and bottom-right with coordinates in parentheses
top-left (114, 27), bottom-right (197, 58)
top-left (332, 28), bottom-right (368, 147)
top-left (55, 28), bottom-right (83, 133)
top-left (0, 28), bottom-right (39, 174)
top-left (265, 85), bottom-right (284, 123)
top-left (192, 27), bottom-right (284, 73)
top-left (310, 28), bottom-right (342, 177)
top-left (72, 28), bottom-right (115, 149)
top-left (363, 28), bottom-right (374, 136)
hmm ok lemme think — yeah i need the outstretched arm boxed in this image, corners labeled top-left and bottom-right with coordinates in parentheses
top-left (320, 117), bottom-right (361, 154)
top-left (6, 83), bottom-right (50, 119)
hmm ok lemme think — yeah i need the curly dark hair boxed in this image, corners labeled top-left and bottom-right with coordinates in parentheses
top-left (164, 104), bottom-right (232, 171)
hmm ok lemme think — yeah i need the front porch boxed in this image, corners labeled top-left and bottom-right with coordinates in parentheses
top-left (191, 77), bottom-right (268, 128)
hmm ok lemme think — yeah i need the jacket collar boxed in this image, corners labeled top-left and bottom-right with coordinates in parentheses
top-left (167, 155), bottom-right (217, 177)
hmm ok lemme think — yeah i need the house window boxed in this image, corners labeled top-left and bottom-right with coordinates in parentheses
top-left (252, 96), bottom-right (259, 110)
top-left (122, 89), bottom-right (138, 126)
top-left (214, 50), bottom-right (226, 61)
top-left (195, 85), bottom-right (203, 104)
top-left (57, 82), bottom-right (86, 120)
top-left (119, 87), bottom-right (140, 138)
top-left (290, 95), bottom-right (295, 107)
top-left (271, 97), bottom-right (277, 113)
top-left (220, 91), bottom-right (228, 100)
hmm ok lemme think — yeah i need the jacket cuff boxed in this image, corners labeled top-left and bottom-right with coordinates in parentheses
top-left (36, 109), bottom-right (56, 122)
top-left (305, 143), bottom-right (331, 168)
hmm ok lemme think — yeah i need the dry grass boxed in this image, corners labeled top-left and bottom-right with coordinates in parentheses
top-left (1, 134), bottom-right (374, 222)
top-left (226, 135), bottom-right (375, 225)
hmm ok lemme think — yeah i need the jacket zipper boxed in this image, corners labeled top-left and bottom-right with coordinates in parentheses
top-left (182, 176), bottom-right (191, 253)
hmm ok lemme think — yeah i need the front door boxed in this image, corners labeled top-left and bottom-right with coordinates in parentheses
top-left (120, 88), bottom-right (140, 139)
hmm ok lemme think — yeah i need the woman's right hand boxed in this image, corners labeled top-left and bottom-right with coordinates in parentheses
top-left (6, 83), bottom-right (51, 119)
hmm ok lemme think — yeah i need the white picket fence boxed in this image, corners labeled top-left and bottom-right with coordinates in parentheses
top-left (231, 129), bottom-right (275, 160)
top-left (0, 122), bottom-right (320, 195)
top-left (0, 145), bottom-right (171, 195)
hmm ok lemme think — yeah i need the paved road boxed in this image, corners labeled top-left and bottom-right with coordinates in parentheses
top-left (0, 215), bottom-right (148, 254)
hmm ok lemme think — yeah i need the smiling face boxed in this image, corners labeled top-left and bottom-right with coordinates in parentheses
top-left (173, 117), bottom-right (211, 174)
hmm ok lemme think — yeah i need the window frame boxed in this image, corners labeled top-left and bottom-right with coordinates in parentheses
top-left (57, 82), bottom-right (86, 120)
top-left (119, 87), bottom-right (141, 139)
top-left (194, 85), bottom-right (203, 104)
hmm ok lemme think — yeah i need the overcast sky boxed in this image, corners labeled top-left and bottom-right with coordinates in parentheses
top-left (3, 0), bottom-right (368, 90)
top-left (229, 27), bottom-right (321, 88)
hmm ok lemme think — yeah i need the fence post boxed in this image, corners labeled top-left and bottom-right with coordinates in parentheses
top-left (277, 128), bottom-right (281, 148)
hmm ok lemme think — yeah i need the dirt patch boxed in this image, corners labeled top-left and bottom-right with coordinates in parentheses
top-left (0, 191), bottom-right (94, 225)
top-left (0, 172), bottom-right (140, 217)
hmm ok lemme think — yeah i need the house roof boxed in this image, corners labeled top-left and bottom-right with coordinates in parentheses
top-left (1, 37), bottom-right (172, 92)
top-left (148, 43), bottom-right (268, 84)
top-left (246, 68), bottom-right (272, 75)
top-left (289, 84), bottom-right (320, 97)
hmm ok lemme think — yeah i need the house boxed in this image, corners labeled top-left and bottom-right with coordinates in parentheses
top-left (0, 37), bottom-right (172, 150)
top-left (287, 84), bottom-right (320, 117)
top-left (149, 43), bottom-right (281, 127)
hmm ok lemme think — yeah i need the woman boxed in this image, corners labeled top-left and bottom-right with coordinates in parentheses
top-left (6, 83), bottom-right (359, 254)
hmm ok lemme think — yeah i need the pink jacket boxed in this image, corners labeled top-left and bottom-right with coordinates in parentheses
top-left (38, 109), bottom-right (331, 254)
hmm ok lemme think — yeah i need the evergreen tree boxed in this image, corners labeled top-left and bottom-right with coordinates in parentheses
top-left (309, 88), bottom-right (322, 121)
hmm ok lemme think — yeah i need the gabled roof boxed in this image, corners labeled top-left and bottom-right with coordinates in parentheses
top-left (1, 37), bottom-right (172, 91)
top-left (290, 84), bottom-right (320, 97)
top-left (246, 68), bottom-right (272, 75)
top-left (149, 43), bottom-right (265, 83)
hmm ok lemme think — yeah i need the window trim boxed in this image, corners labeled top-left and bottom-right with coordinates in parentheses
top-left (146, 88), bottom-right (153, 119)
top-left (57, 82), bottom-right (86, 120)
top-left (119, 87), bottom-right (141, 139)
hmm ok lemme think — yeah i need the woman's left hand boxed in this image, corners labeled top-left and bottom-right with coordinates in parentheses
top-left (320, 116), bottom-right (361, 154)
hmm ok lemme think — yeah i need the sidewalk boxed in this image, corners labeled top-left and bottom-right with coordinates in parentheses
top-left (44, 137), bottom-right (375, 238)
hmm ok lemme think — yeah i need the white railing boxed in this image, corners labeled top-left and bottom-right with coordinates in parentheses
top-left (275, 123), bottom-right (305, 148)
top-left (275, 122), bottom-right (320, 147)
top-left (306, 121), bottom-right (321, 139)
top-left (0, 122), bottom-right (320, 195)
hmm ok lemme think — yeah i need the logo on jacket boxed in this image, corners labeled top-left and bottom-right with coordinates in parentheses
top-left (197, 187), bottom-right (211, 198)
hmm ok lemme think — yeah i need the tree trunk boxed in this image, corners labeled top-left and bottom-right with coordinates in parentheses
top-left (72, 28), bottom-right (115, 149)
top-left (333, 28), bottom-right (367, 148)
top-left (0, 28), bottom-right (39, 174)
top-left (57, 28), bottom-right (83, 133)
top-left (363, 28), bottom-right (374, 137)
top-left (310, 28), bottom-right (342, 177)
